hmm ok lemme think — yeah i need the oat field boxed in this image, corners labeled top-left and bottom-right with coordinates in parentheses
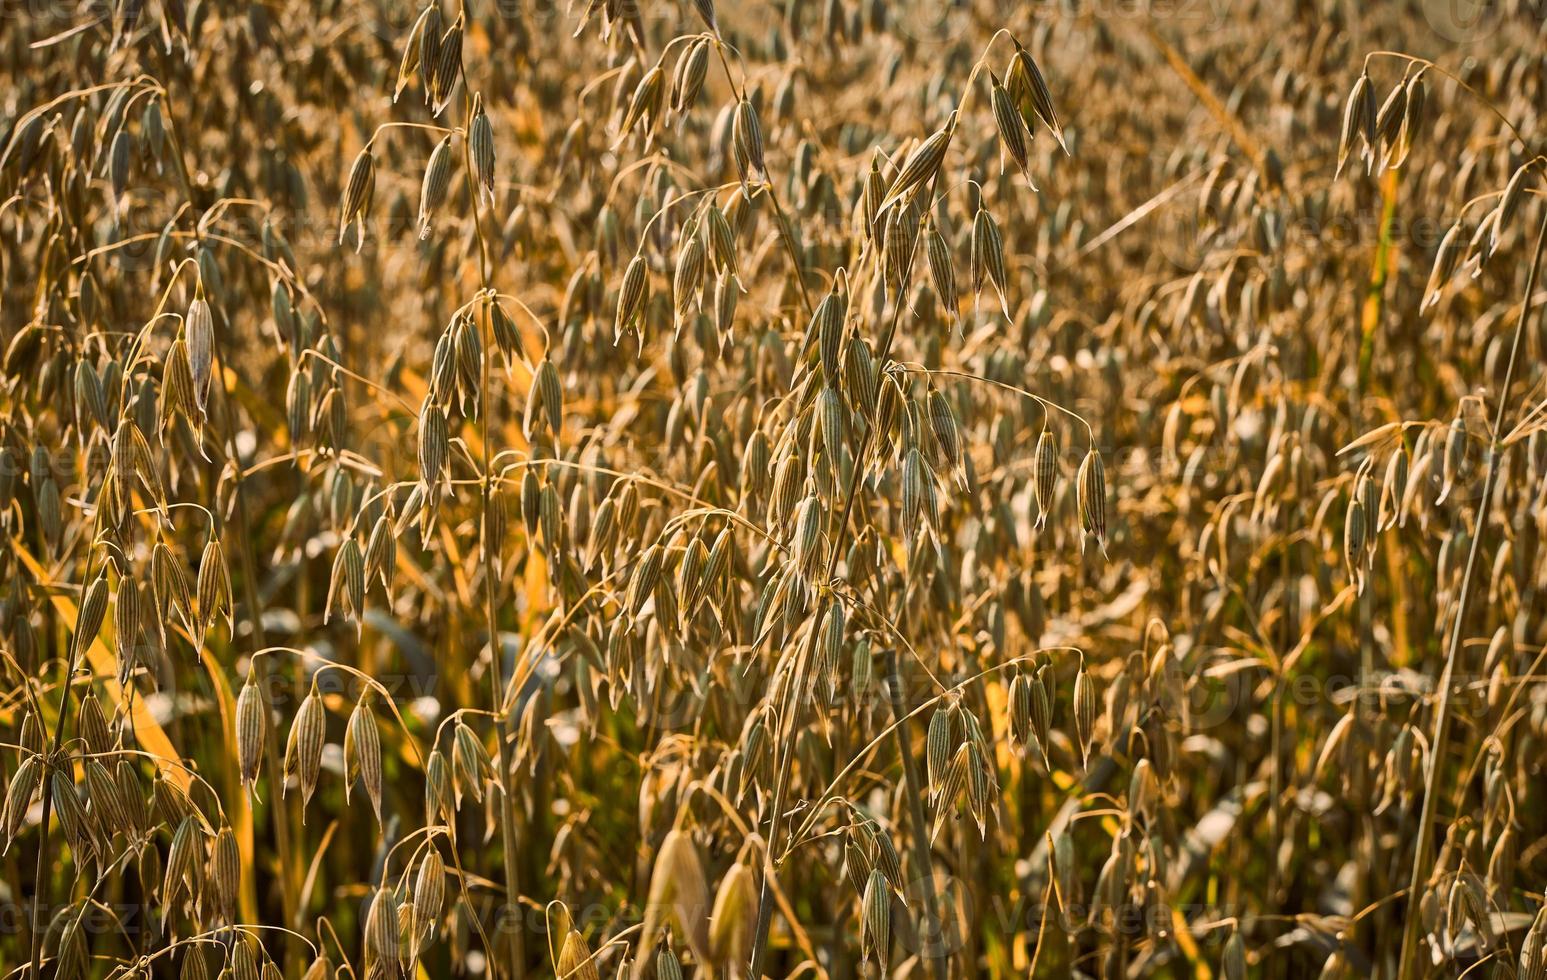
top-left (1, 0), bottom-right (1545, 977)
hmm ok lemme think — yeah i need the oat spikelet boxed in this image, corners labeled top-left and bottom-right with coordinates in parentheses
top-left (1344, 496), bottom-right (1367, 593)
top-left (635, 828), bottom-right (711, 977)
top-left (860, 868), bottom-right (891, 968)
top-left (411, 848), bottom-right (446, 959)
top-left (302, 955), bottom-right (332, 980)
top-left (970, 205), bottom-right (1009, 317)
top-left (927, 386), bottom-right (964, 486)
top-left (615, 253), bottom-right (649, 345)
top-left (672, 39), bottom-right (712, 121)
top-left (327, 536), bottom-right (366, 629)
top-left (417, 135), bottom-right (455, 240)
top-left (708, 861), bottom-right (757, 970)
top-left (1028, 665), bottom-right (1053, 766)
top-left (469, 93), bottom-right (496, 205)
top-left (1009, 40), bottom-right (1067, 154)
top-left (1492, 161), bottom-right (1534, 253)
top-left (1077, 447), bottom-right (1108, 557)
top-left (1222, 930), bottom-right (1247, 980)
top-left (1034, 430), bottom-right (1057, 530)
top-left (3, 754), bottom-right (44, 851)
top-left (196, 537), bottom-right (233, 640)
top-left (425, 748), bottom-right (452, 826)
top-left (163, 814), bottom-right (201, 907)
top-left (394, 4), bottom-right (436, 102)
top-left (732, 96), bottom-right (765, 183)
top-left (1336, 72), bottom-right (1376, 179)
top-left (932, 743), bottom-right (970, 841)
top-left (284, 681), bottom-right (326, 808)
top-left (880, 111), bottom-right (956, 213)
top-left (236, 669), bottom-right (266, 794)
top-left (211, 824), bottom-right (240, 921)
top-left (231, 938), bottom-right (260, 980)
top-left (83, 758), bottom-right (128, 837)
top-left (672, 230), bottom-right (706, 334)
top-left (363, 886), bottom-right (399, 979)
top-left (186, 291), bottom-right (215, 418)
top-left (1520, 906), bottom-right (1547, 980)
top-left (619, 65), bottom-right (666, 147)
top-left (345, 690), bottom-right (383, 824)
top-left (1423, 220), bottom-right (1464, 313)
top-left (656, 946), bottom-right (685, 980)
top-left (923, 215), bottom-right (958, 327)
top-left (925, 703), bottom-right (951, 801)
top-left (339, 147), bottom-right (375, 248)
top-left (557, 929), bottom-right (601, 980)
top-left (989, 71), bottom-right (1036, 189)
top-left (427, 16), bottom-right (464, 116)
top-left (75, 572), bottom-right (110, 660)
top-left (181, 948), bottom-right (212, 980)
top-left (1008, 672), bottom-right (1032, 747)
top-left (1438, 414), bottom-right (1466, 504)
top-left (56, 907), bottom-right (88, 980)
top-left (1073, 658), bottom-right (1099, 768)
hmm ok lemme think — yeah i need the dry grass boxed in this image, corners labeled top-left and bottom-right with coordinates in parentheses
top-left (1, 2), bottom-right (1545, 978)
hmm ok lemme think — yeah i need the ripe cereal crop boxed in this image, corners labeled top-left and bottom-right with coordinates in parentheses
top-left (1, 2), bottom-right (1545, 978)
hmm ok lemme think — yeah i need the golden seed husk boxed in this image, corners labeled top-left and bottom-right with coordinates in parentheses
top-left (363, 886), bottom-right (399, 972)
top-left (880, 113), bottom-right (955, 212)
top-left (860, 867), bottom-right (891, 967)
top-left (636, 828), bottom-right (711, 977)
top-left (235, 670), bottom-right (266, 791)
top-left (211, 824), bottom-right (240, 919)
top-left (615, 253), bottom-right (649, 344)
top-left (418, 135), bottom-right (456, 240)
top-left (3, 754), bottom-right (43, 848)
top-left (345, 691), bottom-right (383, 824)
top-left (412, 848), bottom-right (446, 957)
top-left (990, 74), bottom-right (1034, 186)
top-left (470, 94), bottom-right (495, 203)
top-left (732, 96), bottom-right (765, 182)
top-left (284, 683), bottom-right (327, 807)
top-left (1034, 430), bottom-right (1058, 529)
top-left (340, 147), bottom-right (375, 243)
top-left (1077, 448), bottom-right (1107, 556)
top-left (1073, 660), bottom-right (1100, 767)
top-left (557, 929), bottom-right (601, 980)
top-left (163, 814), bottom-right (201, 906)
top-left (196, 537), bottom-right (232, 640)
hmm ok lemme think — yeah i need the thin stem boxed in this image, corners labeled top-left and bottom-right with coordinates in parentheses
top-left (746, 594), bottom-right (824, 979)
top-left (1395, 207), bottom-right (1547, 980)
top-left (883, 647), bottom-right (951, 980)
top-left (761, 182), bottom-right (815, 317)
top-left (748, 194), bottom-right (930, 976)
top-left (153, 71), bottom-right (304, 967)
top-left (217, 344), bottom-right (303, 968)
top-left (461, 83), bottom-right (526, 976)
top-left (27, 564), bottom-right (97, 980)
